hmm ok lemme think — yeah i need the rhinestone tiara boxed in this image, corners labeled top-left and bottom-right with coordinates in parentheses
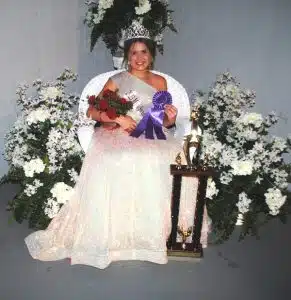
top-left (124, 21), bottom-right (151, 41)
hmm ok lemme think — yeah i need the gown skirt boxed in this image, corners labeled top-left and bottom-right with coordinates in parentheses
top-left (25, 127), bottom-right (181, 269)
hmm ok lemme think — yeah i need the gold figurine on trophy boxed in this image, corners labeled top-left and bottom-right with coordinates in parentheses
top-left (183, 104), bottom-right (202, 168)
top-left (177, 225), bottom-right (193, 249)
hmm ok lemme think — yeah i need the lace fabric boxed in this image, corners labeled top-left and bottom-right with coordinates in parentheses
top-left (25, 128), bottom-right (180, 268)
top-left (25, 72), bottom-right (209, 269)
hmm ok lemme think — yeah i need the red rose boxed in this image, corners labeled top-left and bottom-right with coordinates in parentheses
top-left (99, 99), bottom-right (109, 110)
top-left (103, 89), bottom-right (113, 97)
top-left (88, 95), bottom-right (96, 105)
top-left (120, 98), bottom-right (127, 104)
top-left (107, 107), bottom-right (117, 119)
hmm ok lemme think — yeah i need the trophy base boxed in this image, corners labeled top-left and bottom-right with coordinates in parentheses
top-left (167, 243), bottom-right (203, 258)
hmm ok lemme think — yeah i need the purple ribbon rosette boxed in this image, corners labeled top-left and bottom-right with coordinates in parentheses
top-left (130, 91), bottom-right (172, 140)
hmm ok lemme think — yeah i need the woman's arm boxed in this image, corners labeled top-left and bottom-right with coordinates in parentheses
top-left (155, 75), bottom-right (177, 128)
top-left (86, 78), bottom-right (117, 123)
top-left (86, 78), bottom-right (136, 132)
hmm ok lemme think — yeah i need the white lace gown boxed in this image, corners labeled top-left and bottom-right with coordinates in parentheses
top-left (25, 72), bottom-right (209, 269)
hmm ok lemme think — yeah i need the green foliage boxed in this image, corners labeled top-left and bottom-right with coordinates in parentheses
top-left (85, 0), bottom-right (177, 54)
top-left (194, 72), bottom-right (291, 243)
top-left (2, 70), bottom-right (84, 229)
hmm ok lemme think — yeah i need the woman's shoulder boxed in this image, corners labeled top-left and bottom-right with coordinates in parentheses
top-left (109, 71), bottom-right (128, 90)
top-left (150, 72), bottom-right (167, 91)
top-left (110, 71), bottom-right (127, 81)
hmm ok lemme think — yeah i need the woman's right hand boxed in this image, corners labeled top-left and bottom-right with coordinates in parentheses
top-left (116, 115), bottom-right (137, 133)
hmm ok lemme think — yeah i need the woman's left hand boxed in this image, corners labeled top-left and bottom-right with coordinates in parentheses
top-left (164, 104), bottom-right (178, 127)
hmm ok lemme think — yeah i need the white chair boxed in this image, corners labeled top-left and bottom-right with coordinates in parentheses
top-left (77, 72), bottom-right (207, 246)
top-left (78, 70), bottom-right (191, 153)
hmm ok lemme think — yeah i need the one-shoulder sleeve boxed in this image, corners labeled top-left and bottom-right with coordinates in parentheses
top-left (110, 72), bottom-right (126, 89)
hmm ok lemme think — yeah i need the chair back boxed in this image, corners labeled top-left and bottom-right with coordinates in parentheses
top-left (78, 70), bottom-right (191, 153)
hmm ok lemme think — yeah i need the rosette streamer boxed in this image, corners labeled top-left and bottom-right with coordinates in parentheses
top-left (130, 91), bottom-right (172, 140)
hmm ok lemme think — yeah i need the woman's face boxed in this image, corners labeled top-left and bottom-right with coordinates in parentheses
top-left (128, 42), bottom-right (152, 71)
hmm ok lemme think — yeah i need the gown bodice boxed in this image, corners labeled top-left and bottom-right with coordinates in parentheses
top-left (110, 71), bottom-right (157, 114)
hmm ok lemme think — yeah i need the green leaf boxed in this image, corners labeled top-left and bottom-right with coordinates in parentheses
top-left (0, 174), bottom-right (9, 185)
top-left (167, 23), bottom-right (178, 33)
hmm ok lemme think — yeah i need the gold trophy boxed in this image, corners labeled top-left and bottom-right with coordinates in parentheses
top-left (183, 104), bottom-right (202, 169)
top-left (177, 226), bottom-right (193, 250)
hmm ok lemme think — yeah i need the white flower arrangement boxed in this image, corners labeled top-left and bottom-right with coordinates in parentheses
top-left (84, 0), bottom-right (176, 54)
top-left (192, 72), bottom-right (291, 242)
top-left (2, 69), bottom-right (84, 229)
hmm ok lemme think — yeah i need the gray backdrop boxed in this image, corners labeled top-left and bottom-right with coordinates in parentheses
top-left (1, 0), bottom-right (290, 176)
top-left (1, 2), bottom-right (291, 299)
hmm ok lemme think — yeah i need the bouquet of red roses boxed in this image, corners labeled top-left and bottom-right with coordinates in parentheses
top-left (88, 89), bottom-right (133, 120)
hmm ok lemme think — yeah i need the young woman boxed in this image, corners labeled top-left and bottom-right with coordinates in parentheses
top-left (24, 26), bottom-right (186, 269)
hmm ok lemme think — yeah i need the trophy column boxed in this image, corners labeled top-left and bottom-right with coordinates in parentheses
top-left (167, 166), bottom-right (214, 258)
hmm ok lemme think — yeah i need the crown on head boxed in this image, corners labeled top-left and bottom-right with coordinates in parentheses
top-left (124, 21), bottom-right (151, 42)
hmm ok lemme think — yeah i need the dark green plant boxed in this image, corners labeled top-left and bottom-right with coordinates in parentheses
top-left (84, 0), bottom-right (177, 54)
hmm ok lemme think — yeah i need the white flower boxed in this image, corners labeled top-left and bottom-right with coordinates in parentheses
top-left (240, 112), bottom-right (263, 128)
top-left (272, 136), bottom-right (287, 152)
top-left (206, 177), bottom-right (219, 199)
top-left (85, 11), bottom-right (93, 23)
top-left (135, 0), bottom-right (151, 15)
top-left (225, 83), bottom-right (239, 96)
top-left (265, 111), bottom-right (278, 126)
top-left (270, 169), bottom-right (288, 189)
top-left (40, 86), bottom-right (62, 100)
top-left (50, 182), bottom-right (74, 204)
top-left (46, 128), bottom-right (82, 173)
top-left (255, 176), bottom-right (263, 184)
top-left (231, 160), bottom-right (253, 176)
top-left (201, 131), bottom-right (223, 165)
top-left (220, 147), bottom-right (238, 167)
top-left (154, 33), bottom-right (164, 45)
top-left (67, 168), bottom-right (79, 183)
top-left (24, 179), bottom-right (44, 196)
top-left (264, 188), bottom-right (286, 216)
top-left (44, 198), bottom-right (60, 218)
top-left (23, 158), bottom-right (45, 177)
top-left (8, 144), bottom-right (30, 167)
top-left (241, 129), bottom-right (258, 141)
top-left (93, 10), bottom-right (105, 24)
top-left (220, 171), bottom-right (233, 184)
top-left (90, 0), bottom-right (114, 25)
top-left (98, 0), bottom-right (114, 10)
top-left (236, 192), bottom-right (252, 214)
top-left (26, 108), bottom-right (50, 125)
top-left (194, 96), bottom-right (205, 107)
